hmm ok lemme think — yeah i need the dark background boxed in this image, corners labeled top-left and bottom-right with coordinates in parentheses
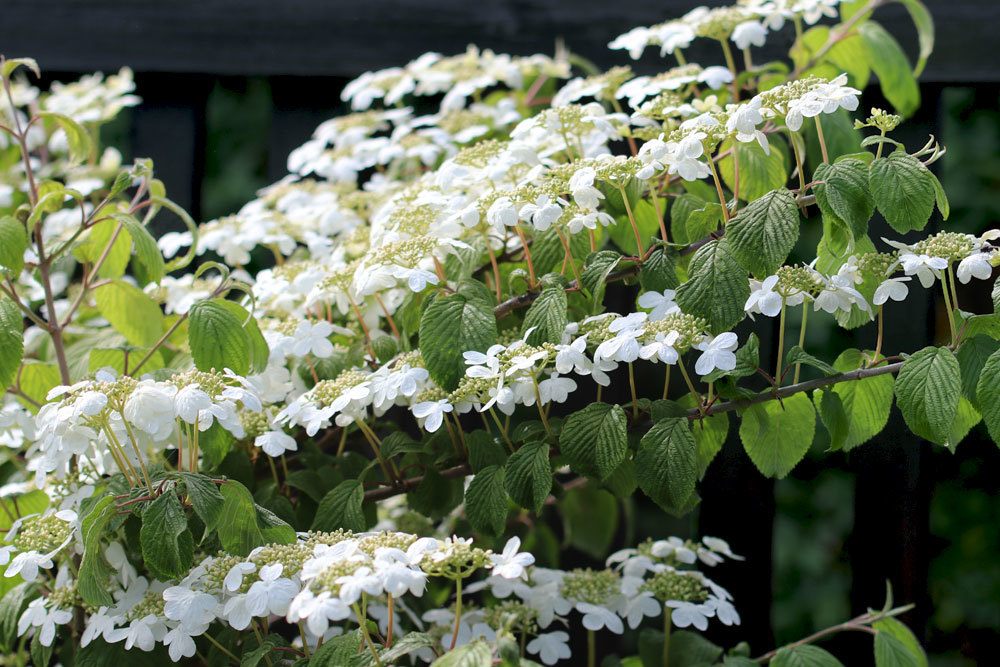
top-left (3, 1), bottom-right (998, 664)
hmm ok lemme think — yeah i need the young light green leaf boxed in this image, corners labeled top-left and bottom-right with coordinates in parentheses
top-left (726, 188), bottom-right (799, 278)
top-left (675, 239), bottom-right (751, 333)
top-left (785, 346), bottom-right (837, 376)
top-left (740, 392), bottom-right (816, 478)
top-left (522, 287), bottom-right (567, 345)
top-left (1, 57), bottom-right (40, 79)
top-left (815, 349), bottom-right (894, 451)
top-left (772, 644), bottom-right (844, 666)
top-left (188, 299), bottom-right (252, 375)
top-left (895, 346), bottom-right (961, 445)
top-left (111, 213), bottom-right (166, 285)
top-left (140, 491), bottom-right (194, 580)
top-left (77, 495), bottom-right (117, 607)
top-left (94, 280), bottom-right (165, 347)
top-left (73, 219), bottom-right (132, 280)
top-left (311, 480), bottom-right (366, 533)
top-left (37, 111), bottom-right (93, 164)
top-left (869, 152), bottom-right (936, 233)
top-left (559, 402), bottom-right (628, 480)
top-left (0, 217), bottom-right (27, 275)
top-left (0, 296), bottom-right (24, 392)
top-left (976, 347), bottom-right (1000, 445)
top-left (874, 630), bottom-right (923, 667)
top-left (504, 441), bottom-right (553, 514)
top-left (858, 22), bottom-right (920, 117)
top-left (873, 617), bottom-right (928, 667)
top-left (430, 639), bottom-right (493, 667)
top-left (15, 362), bottom-right (60, 412)
top-left (464, 466), bottom-right (508, 535)
top-left (420, 293), bottom-right (497, 391)
top-left (0, 582), bottom-right (38, 652)
top-left (635, 418), bottom-right (698, 513)
top-left (718, 138), bottom-right (788, 201)
top-left (893, 0), bottom-right (935, 77)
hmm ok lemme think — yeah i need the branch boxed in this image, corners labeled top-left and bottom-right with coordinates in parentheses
top-left (687, 361), bottom-right (903, 420)
top-left (363, 463), bottom-right (471, 502)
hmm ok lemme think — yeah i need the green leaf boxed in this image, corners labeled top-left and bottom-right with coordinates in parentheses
top-left (464, 466), bottom-right (508, 535)
top-left (0, 296), bottom-right (24, 391)
top-left (16, 362), bottom-right (60, 412)
top-left (37, 111), bottom-right (94, 164)
top-left (0, 582), bottom-right (37, 652)
top-left (188, 299), bottom-right (252, 375)
top-left (311, 480), bottom-right (366, 533)
top-left (609, 199), bottom-right (661, 256)
top-left (895, 346), bottom-right (961, 445)
top-left (858, 22), bottom-right (920, 117)
top-left (378, 632), bottom-right (437, 664)
top-left (466, 430), bottom-right (508, 472)
top-left (956, 336), bottom-right (999, 408)
top-left (726, 188), bottom-right (800, 278)
top-left (640, 248), bottom-right (679, 292)
top-left (0, 217), bottom-right (27, 275)
top-left (893, 0), bottom-right (935, 77)
top-left (869, 152), bottom-right (937, 233)
top-left (560, 485), bottom-right (619, 558)
top-left (140, 491), bottom-right (194, 580)
top-left (873, 618), bottom-right (927, 667)
top-left (559, 402), bottom-right (628, 480)
top-left (73, 219), bottom-right (132, 279)
top-left (1, 57), bottom-right (40, 79)
top-left (179, 472), bottom-right (225, 533)
top-left (740, 392), bottom-right (816, 478)
top-left (218, 481), bottom-right (295, 555)
top-left (580, 250), bottom-right (622, 312)
top-left (719, 138), bottom-right (788, 201)
top-left (874, 630), bottom-right (922, 667)
top-left (88, 346), bottom-right (163, 375)
top-left (0, 490), bottom-right (48, 533)
top-left (772, 644), bottom-right (844, 666)
top-left (785, 346), bottom-right (837, 376)
top-left (675, 239), bottom-right (751, 333)
top-left (420, 293), bottom-right (497, 391)
top-left (112, 213), bottom-right (166, 285)
top-left (635, 418), bottom-right (698, 513)
top-left (976, 347), bottom-right (1000, 445)
top-left (814, 159), bottom-right (874, 240)
top-left (692, 411), bottom-right (729, 478)
top-left (522, 287), bottom-right (567, 345)
top-left (94, 280), bottom-right (165, 347)
top-left (503, 441), bottom-right (552, 514)
top-left (431, 639), bottom-right (493, 667)
top-left (78, 494), bottom-right (117, 607)
top-left (815, 349), bottom-right (894, 451)
top-left (309, 631), bottom-right (364, 667)
top-left (211, 299), bottom-right (270, 374)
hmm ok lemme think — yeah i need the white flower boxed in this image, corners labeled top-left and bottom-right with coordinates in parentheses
top-left (124, 382), bottom-right (178, 441)
top-left (693, 333), bottom-right (739, 376)
top-left (621, 590), bottom-right (661, 629)
top-left (81, 607), bottom-right (121, 647)
top-left (18, 599), bottom-right (73, 646)
top-left (667, 600), bottom-right (714, 631)
top-left (576, 602), bottom-right (624, 634)
top-left (255, 430), bottom-right (298, 458)
top-left (899, 253), bottom-right (947, 288)
top-left (108, 614), bottom-right (166, 651)
top-left (569, 167), bottom-right (603, 210)
top-left (744, 275), bottom-right (783, 317)
top-left (490, 537), bottom-right (535, 579)
top-left (639, 331), bottom-right (681, 365)
top-left (731, 21), bottom-right (767, 50)
top-left (411, 399), bottom-right (453, 433)
top-left (224, 562), bottom-right (256, 592)
top-left (6, 550), bottom-right (54, 582)
top-left (163, 585), bottom-right (218, 629)
top-left (814, 274), bottom-right (871, 314)
top-left (538, 376), bottom-right (577, 404)
top-left (555, 336), bottom-right (591, 375)
top-left (637, 289), bottom-right (680, 321)
top-left (164, 625), bottom-right (201, 662)
top-left (706, 595), bottom-right (741, 626)
top-left (291, 320), bottom-right (336, 358)
top-left (245, 563), bottom-right (298, 618)
top-left (873, 277), bottom-right (911, 306)
top-left (956, 252), bottom-right (994, 284)
top-left (173, 386), bottom-right (213, 425)
top-left (527, 631), bottom-right (572, 665)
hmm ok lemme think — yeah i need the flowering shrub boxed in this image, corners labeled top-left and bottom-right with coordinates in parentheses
top-left (0, 0), bottom-right (996, 664)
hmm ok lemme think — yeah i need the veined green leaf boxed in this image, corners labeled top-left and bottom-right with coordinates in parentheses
top-left (676, 239), bottom-right (751, 333)
top-left (419, 293), bottom-right (497, 391)
top-left (740, 392), bottom-right (816, 478)
top-left (895, 346), bottom-right (961, 445)
top-left (0, 217), bottom-right (27, 275)
top-left (464, 466), bottom-right (508, 535)
top-left (869, 152), bottom-right (937, 233)
top-left (0, 296), bottom-right (24, 392)
top-left (94, 280), bottom-right (164, 347)
top-left (504, 441), bottom-right (552, 514)
top-left (559, 403), bottom-right (628, 480)
top-left (635, 418), bottom-right (698, 513)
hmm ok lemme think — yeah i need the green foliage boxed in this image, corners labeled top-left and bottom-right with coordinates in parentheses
top-left (894, 346), bottom-right (961, 446)
top-left (815, 349), bottom-right (894, 451)
top-left (975, 347), bottom-right (1000, 444)
top-left (188, 298), bottom-right (256, 375)
top-left (726, 188), bottom-right (800, 278)
top-left (522, 287), bottom-right (568, 345)
top-left (740, 393), bottom-right (816, 478)
top-left (465, 465), bottom-right (508, 535)
top-left (504, 441), bottom-right (553, 514)
top-left (635, 417), bottom-right (698, 513)
top-left (140, 490), bottom-right (195, 580)
top-left (675, 239), bottom-right (751, 333)
top-left (559, 402), bottom-right (628, 480)
top-left (94, 280), bottom-right (165, 347)
top-left (771, 644), bottom-right (844, 666)
top-left (814, 158), bottom-right (874, 240)
top-left (0, 296), bottom-right (24, 391)
top-left (311, 480), bottom-right (367, 533)
top-left (868, 152), bottom-right (938, 233)
top-left (78, 494), bottom-right (118, 606)
top-left (0, 216), bottom-right (27, 275)
top-left (420, 292), bottom-right (497, 390)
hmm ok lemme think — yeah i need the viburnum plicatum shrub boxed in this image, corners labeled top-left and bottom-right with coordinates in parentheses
top-left (0, 0), bottom-right (996, 664)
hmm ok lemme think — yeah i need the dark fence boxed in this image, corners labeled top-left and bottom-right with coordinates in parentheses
top-left (3, 1), bottom-right (998, 663)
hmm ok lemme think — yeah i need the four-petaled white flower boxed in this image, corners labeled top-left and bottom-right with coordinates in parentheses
top-left (693, 333), bottom-right (739, 376)
top-left (576, 602), bottom-right (625, 634)
top-left (490, 537), bottom-right (535, 579)
top-left (527, 631), bottom-right (572, 665)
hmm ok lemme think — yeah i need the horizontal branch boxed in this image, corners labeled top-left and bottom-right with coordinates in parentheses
top-left (363, 463), bottom-right (471, 501)
top-left (493, 263), bottom-right (641, 318)
top-left (686, 360), bottom-right (903, 420)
